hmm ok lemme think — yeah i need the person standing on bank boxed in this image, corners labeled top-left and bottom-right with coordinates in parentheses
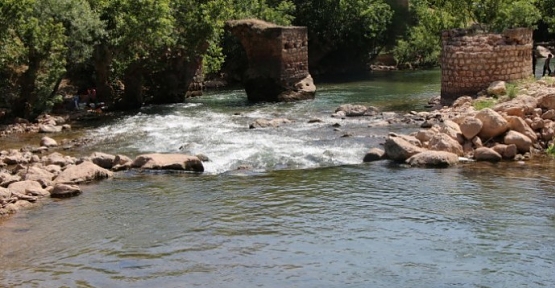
top-left (543, 54), bottom-right (552, 77)
top-left (532, 49), bottom-right (537, 77)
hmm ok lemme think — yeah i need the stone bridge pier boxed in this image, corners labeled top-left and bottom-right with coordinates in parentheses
top-left (441, 27), bottom-right (533, 104)
top-left (225, 19), bottom-right (316, 102)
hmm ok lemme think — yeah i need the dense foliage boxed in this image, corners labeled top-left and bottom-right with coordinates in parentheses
top-left (292, 0), bottom-right (393, 72)
top-left (0, 0), bottom-right (552, 119)
top-left (392, 0), bottom-right (542, 68)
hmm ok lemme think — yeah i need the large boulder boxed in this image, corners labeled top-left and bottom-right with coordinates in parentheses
top-left (55, 161), bottom-right (114, 184)
top-left (506, 116), bottom-right (537, 141)
top-left (459, 117), bottom-right (483, 140)
top-left (7, 180), bottom-right (50, 197)
top-left (334, 104), bottom-right (379, 117)
top-left (538, 93), bottom-right (555, 110)
top-left (383, 136), bottom-right (426, 161)
top-left (112, 154), bottom-right (133, 171)
top-left (50, 183), bottom-right (82, 198)
top-left (389, 132), bottom-right (422, 147)
top-left (0, 187), bottom-right (11, 200)
top-left (541, 121), bottom-right (555, 141)
top-left (503, 131), bottom-right (532, 153)
top-left (493, 95), bottom-right (537, 117)
top-left (131, 154), bottom-right (204, 172)
top-left (475, 108), bottom-right (509, 140)
top-left (21, 165), bottom-right (55, 187)
top-left (487, 81), bottom-right (506, 96)
top-left (0, 172), bottom-right (21, 188)
top-left (406, 151), bottom-right (459, 167)
top-left (542, 109), bottom-right (555, 120)
top-left (414, 128), bottom-right (438, 143)
top-left (249, 118), bottom-right (292, 129)
top-left (40, 136), bottom-right (58, 147)
top-left (438, 120), bottom-right (464, 143)
top-left (90, 152), bottom-right (116, 169)
top-left (474, 147), bottom-right (502, 162)
top-left (39, 124), bottom-right (62, 133)
top-left (492, 143), bottom-right (518, 159)
top-left (428, 133), bottom-right (464, 156)
top-left (363, 148), bottom-right (386, 162)
top-left (45, 152), bottom-right (75, 167)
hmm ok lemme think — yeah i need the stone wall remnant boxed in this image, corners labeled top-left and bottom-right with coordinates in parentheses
top-left (225, 19), bottom-right (316, 102)
top-left (441, 28), bottom-right (533, 104)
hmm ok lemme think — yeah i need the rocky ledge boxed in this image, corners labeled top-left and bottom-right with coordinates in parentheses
top-left (363, 79), bottom-right (555, 167)
top-left (0, 145), bottom-right (204, 218)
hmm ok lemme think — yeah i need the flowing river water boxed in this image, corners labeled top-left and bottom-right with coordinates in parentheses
top-left (1, 70), bottom-right (555, 287)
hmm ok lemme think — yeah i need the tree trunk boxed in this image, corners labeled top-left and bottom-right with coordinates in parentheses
top-left (116, 63), bottom-right (144, 110)
top-left (14, 54), bottom-right (41, 120)
top-left (93, 44), bottom-right (115, 106)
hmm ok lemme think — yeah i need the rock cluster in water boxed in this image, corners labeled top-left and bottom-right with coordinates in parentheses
top-left (364, 80), bottom-right (555, 167)
top-left (0, 114), bottom-right (72, 136)
top-left (0, 139), bottom-right (204, 217)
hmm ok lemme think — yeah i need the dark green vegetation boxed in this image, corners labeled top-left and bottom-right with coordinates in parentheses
top-left (0, 0), bottom-right (552, 119)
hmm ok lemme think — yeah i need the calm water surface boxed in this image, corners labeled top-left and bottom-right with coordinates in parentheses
top-left (1, 70), bottom-right (555, 287)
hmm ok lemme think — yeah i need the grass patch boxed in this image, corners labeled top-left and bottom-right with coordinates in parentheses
top-left (543, 76), bottom-right (555, 85)
top-left (547, 143), bottom-right (555, 156)
top-left (473, 98), bottom-right (497, 110)
top-left (506, 83), bottom-right (518, 99)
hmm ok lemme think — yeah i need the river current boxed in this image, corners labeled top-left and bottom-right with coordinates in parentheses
top-left (1, 70), bottom-right (555, 287)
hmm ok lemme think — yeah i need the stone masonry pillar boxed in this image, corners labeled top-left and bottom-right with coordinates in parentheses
top-left (441, 28), bottom-right (533, 104)
top-left (225, 19), bottom-right (316, 102)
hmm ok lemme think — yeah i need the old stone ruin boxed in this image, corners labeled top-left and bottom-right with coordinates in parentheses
top-left (441, 27), bottom-right (533, 104)
top-left (225, 19), bottom-right (316, 102)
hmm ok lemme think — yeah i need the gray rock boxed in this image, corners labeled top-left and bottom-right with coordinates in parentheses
top-left (429, 133), bottom-right (464, 156)
top-left (335, 104), bottom-right (367, 116)
top-left (363, 148), bottom-right (386, 162)
top-left (475, 108), bottom-right (509, 140)
top-left (406, 151), bottom-right (459, 167)
top-left (459, 117), bottom-right (483, 140)
top-left (383, 135), bottom-right (426, 162)
top-left (40, 136), bottom-right (58, 147)
top-left (50, 183), bottom-right (82, 198)
top-left (90, 152), bottom-right (116, 169)
top-left (249, 118), bottom-right (292, 129)
top-left (55, 161), bottom-right (114, 184)
top-left (474, 147), bottom-right (502, 162)
top-left (504, 130), bottom-right (532, 153)
top-left (131, 154), bottom-right (204, 172)
top-left (0, 172), bottom-right (21, 188)
top-left (21, 165), bottom-right (55, 187)
top-left (39, 124), bottom-right (62, 133)
top-left (7, 180), bottom-right (49, 196)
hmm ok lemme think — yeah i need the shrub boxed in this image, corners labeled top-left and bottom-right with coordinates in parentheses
top-left (473, 98), bottom-right (497, 110)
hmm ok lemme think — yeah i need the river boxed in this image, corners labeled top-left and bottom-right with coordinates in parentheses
top-left (1, 70), bottom-right (555, 287)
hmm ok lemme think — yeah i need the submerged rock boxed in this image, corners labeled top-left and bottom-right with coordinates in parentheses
top-left (55, 161), bottom-right (114, 184)
top-left (50, 183), bottom-right (82, 198)
top-left (406, 151), bottom-right (459, 167)
top-left (132, 154), bottom-right (204, 172)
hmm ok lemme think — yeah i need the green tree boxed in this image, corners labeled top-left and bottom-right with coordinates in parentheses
top-left (88, 0), bottom-right (175, 109)
top-left (393, 0), bottom-right (541, 68)
top-left (393, 0), bottom-right (460, 67)
top-left (0, 0), bottom-right (102, 119)
top-left (292, 0), bottom-right (393, 73)
top-left (536, 0), bottom-right (555, 33)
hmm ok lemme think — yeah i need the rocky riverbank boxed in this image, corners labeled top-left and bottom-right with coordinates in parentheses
top-left (0, 139), bottom-right (204, 218)
top-left (363, 78), bottom-right (555, 166)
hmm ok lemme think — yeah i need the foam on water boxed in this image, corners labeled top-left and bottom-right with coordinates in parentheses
top-left (87, 101), bottom-right (370, 174)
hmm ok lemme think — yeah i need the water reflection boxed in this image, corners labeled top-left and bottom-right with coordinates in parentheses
top-left (1, 163), bottom-right (555, 287)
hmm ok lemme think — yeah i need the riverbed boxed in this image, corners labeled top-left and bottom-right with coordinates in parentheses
top-left (1, 70), bottom-right (555, 287)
